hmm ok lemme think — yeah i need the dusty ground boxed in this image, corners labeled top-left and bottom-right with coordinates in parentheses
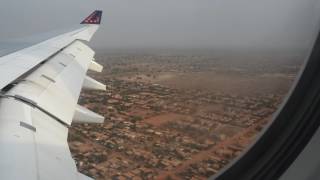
top-left (149, 71), bottom-right (293, 96)
top-left (144, 113), bottom-right (190, 127)
top-left (68, 52), bottom-right (304, 179)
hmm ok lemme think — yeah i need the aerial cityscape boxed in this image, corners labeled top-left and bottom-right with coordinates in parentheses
top-left (68, 51), bottom-right (303, 179)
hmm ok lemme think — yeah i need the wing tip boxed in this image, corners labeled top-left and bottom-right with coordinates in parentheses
top-left (80, 10), bottom-right (103, 25)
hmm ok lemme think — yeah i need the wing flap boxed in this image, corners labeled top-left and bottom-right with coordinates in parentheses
top-left (32, 107), bottom-right (78, 180)
top-left (0, 98), bottom-right (39, 180)
top-left (6, 41), bottom-right (100, 125)
top-left (78, 173), bottom-right (94, 180)
top-left (0, 97), bottom-right (80, 180)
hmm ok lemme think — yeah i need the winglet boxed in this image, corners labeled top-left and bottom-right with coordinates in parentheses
top-left (81, 10), bottom-right (103, 24)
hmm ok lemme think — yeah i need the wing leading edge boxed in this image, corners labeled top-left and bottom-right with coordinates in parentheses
top-left (0, 11), bottom-right (104, 180)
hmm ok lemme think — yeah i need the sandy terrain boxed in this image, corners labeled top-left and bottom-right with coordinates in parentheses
top-left (120, 71), bottom-right (295, 96)
top-left (68, 53), bottom-right (303, 179)
top-left (144, 113), bottom-right (190, 127)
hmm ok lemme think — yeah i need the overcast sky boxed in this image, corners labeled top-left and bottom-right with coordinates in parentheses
top-left (0, 0), bottom-right (319, 50)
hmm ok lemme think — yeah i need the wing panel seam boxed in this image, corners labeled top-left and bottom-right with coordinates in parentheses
top-left (0, 94), bottom-right (70, 128)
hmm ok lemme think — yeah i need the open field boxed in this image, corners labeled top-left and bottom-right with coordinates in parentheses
top-left (119, 71), bottom-right (294, 96)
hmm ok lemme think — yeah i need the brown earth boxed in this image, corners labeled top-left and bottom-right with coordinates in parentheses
top-left (144, 113), bottom-right (190, 127)
top-left (118, 71), bottom-right (295, 96)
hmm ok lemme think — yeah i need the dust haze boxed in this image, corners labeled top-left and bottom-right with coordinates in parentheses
top-left (2, 0), bottom-right (320, 179)
top-left (0, 0), bottom-right (319, 52)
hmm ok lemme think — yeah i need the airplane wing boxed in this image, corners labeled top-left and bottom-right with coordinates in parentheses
top-left (0, 10), bottom-right (105, 180)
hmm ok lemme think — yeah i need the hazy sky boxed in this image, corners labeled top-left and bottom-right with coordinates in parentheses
top-left (0, 0), bottom-right (319, 50)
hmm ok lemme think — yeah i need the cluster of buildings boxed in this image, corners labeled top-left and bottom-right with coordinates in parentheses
top-left (68, 77), bottom-right (282, 179)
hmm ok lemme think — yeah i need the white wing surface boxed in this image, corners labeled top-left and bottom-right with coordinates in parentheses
top-left (0, 10), bottom-right (104, 180)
